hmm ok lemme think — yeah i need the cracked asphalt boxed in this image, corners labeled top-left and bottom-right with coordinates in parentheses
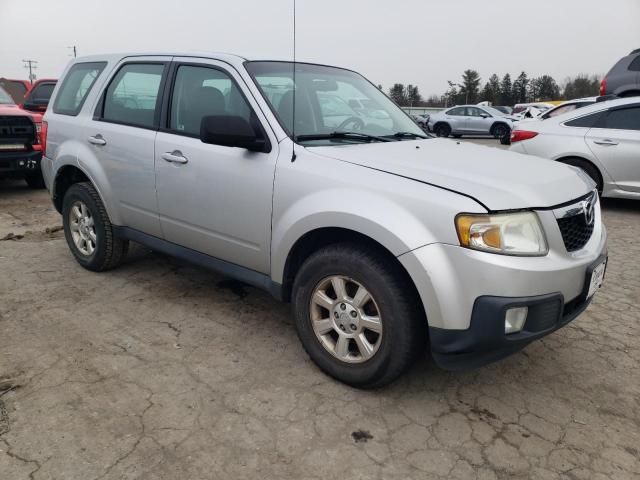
top-left (1, 154), bottom-right (639, 479)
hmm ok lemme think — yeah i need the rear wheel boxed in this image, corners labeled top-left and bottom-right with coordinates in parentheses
top-left (292, 243), bottom-right (425, 388)
top-left (434, 123), bottom-right (451, 138)
top-left (491, 123), bottom-right (509, 139)
top-left (62, 182), bottom-right (129, 271)
top-left (558, 158), bottom-right (603, 195)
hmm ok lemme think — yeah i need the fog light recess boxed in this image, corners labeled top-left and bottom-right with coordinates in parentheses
top-left (505, 307), bottom-right (528, 334)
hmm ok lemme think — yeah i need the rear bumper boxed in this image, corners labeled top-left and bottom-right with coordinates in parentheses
top-left (0, 150), bottom-right (42, 177)
top-left (429, 290), bottom-right (593, 370)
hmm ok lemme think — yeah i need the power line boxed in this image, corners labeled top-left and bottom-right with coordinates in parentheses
top-left (22, 59), bottom-right (38, 82)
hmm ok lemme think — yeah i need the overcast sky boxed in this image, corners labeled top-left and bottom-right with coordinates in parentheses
top-left (1, 0), bottom-right (639, 95)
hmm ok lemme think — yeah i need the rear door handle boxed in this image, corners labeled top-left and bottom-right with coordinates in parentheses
top-left (161, 151), bottom-right (189, 164)
top-left (593, 139), bottom-right (618, 146)
top-left (88, 134), bottom-right (106, 146)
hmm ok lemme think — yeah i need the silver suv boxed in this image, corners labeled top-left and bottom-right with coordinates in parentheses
top-left (41, 53), bottom-right (608, 388)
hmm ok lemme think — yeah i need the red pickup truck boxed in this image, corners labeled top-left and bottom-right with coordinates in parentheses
top-left (0, 85), bottom-right (47, 188)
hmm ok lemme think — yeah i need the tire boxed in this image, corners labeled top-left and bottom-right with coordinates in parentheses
top-left (292, 243), bottom-right (425, 389)
top-left (25, 173), bottom-right (45, 189)
top-left (491, 123), bottom-right (509, 140)
top-left (62, 182), bottom-right (129, 271)
top-left (500, 133), bottom-right (511, 145)
top-left (434, 123), bottom-right (451, 138)
top-left (558, 158), bottom-right (603, 195)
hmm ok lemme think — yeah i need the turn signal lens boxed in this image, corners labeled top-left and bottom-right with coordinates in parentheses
top-left (455, 212), bottom-right (548, 256)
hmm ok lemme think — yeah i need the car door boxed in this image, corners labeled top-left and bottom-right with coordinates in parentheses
top-left (87, 57), bottom-right (170, 237)
top-left (445, 107), bottom-right (467, 131)
top-left (585, 104), bottom-right (640, 192)
top-left (465, 107), bottom-right (490, 134)
top-left (154, 58), bottom-right (279, 274)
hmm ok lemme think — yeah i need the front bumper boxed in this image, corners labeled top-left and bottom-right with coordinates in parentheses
top-left (398, 206), bottom-right (607, 370)
top-left (0, 150), bottom-right (42, 177)
top-left (429, 288), bottom-right (594, 370)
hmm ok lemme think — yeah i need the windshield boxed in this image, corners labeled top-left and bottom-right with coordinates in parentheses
top-left (0, 86), bottom-right (16, 105)
top-left (245, 61), bottom-right (425, 144)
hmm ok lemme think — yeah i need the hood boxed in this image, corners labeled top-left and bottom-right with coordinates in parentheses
top-left (308, 139), bottom-right (592, 211)
top-left (0, 104), bottom-right (42, 121)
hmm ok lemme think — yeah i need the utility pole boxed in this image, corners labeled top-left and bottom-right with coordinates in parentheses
top-left (22, 59), bottom-right (38, 82)
top-left (68, 45), bottom-right (77, 58)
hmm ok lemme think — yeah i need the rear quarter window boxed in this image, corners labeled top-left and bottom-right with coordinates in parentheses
top-left (53, 62), bottom-right (106, 116)
top-left (564, 111), bottom-right (606, 128)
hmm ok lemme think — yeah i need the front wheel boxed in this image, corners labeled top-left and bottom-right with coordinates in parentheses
top-left (62, 182), bottom-right (129, 271)
top-left (292, 244), bottom-right (425, 388)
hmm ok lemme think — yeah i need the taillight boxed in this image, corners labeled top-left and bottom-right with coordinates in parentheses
top-left (510, 130), bottom-right (538, 143)
top-left (599, 78), bottom-right (607, 96)
top-left (41, 121), bottom-right (48, 157)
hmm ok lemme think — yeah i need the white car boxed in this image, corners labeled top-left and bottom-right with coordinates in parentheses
top-left (510, 97), bottom-right (640, 199)
top-left (427, 105), bottom-right (517, 139)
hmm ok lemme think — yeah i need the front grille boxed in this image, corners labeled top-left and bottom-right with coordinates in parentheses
top-left (557, 213), bottom-right (594, 252)
top-left (554, 193), bottom-right (597, 253)
top-left (0, 116), bottom-right (36, 144)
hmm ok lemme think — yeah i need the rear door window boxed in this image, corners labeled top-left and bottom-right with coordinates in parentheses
top-left (447, 107), bottom-right (465, 116)
top-left (601, 107), bottom-right (640, 131)
top-left (564, 111), bottom-right (606, 128)
top-left (53, 62), bottom-right (106, 115)
top-left (101, 63), bottom-right (165, 129)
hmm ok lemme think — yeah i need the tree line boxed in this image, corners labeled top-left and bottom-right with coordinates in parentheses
top-left (386, 71), bottom-right (601, 107)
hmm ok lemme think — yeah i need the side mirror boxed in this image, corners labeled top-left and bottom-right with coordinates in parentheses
top-left (200, 115), bottom-right (267, 152)
top-left (480, 113), bottom-right (490, 118)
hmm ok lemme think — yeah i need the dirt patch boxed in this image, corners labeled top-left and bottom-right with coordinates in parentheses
top-left (1, 226), bottom-right (63, 242)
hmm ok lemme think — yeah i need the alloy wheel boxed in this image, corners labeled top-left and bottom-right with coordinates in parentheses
top-left (69, 200), bottom-right (97, 256)
top-left (309, 275), bottom-right (383, 363)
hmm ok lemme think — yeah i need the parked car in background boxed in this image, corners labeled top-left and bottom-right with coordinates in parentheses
top-left (600, 48), bottom-right (640, 97)
top-left (512, 102), bottom-right (554, 119)
top-left (427, 105), bottom-right (516, 139)
top-left (510, 97), bottom-right (640, 199)
top-left (0, 78), bottom-right (31, 103)
top-left (0, 86), bottom-right (46, 188)
top-left (43, 53), bottom-right (606, 388)
top-left (491, 105), bottom-right (513, 115)
top-left (413, 113), bottom-right (430, 129)
top-left (21, 79), bottom-right (57, 113)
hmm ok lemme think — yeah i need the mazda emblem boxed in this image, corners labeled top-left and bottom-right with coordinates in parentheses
top-left (582, 195), bottom-right (595, 226)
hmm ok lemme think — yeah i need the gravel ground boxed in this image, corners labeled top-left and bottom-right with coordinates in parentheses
top-left (1, 144), bottom-right (639, 480)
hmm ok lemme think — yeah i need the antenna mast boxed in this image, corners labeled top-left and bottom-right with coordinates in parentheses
top-left (291, 0), bottom-right (297, 162)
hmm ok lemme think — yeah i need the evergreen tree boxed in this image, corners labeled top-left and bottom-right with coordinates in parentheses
top-left (500, 73), bottom-right (513, 105)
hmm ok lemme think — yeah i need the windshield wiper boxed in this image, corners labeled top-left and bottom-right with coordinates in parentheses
top-left (295, 131), bottom-right (392, 143)
top-left (390, 131), bottom-right (430, 139)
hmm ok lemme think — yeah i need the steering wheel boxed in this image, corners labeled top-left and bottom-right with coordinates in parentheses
top-left (337, 116), bottom-right (365, 131)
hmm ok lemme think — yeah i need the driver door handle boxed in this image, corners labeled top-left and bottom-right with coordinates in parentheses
top-left (593, 139), bottom-right (618, 146)
top-left (88, 134), bottom-right (107, 146)
top-left (161, 151), bottom-right (189, 164)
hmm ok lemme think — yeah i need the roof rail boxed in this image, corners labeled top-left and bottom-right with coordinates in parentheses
top-left (631, 48), bottom-right (640, 55)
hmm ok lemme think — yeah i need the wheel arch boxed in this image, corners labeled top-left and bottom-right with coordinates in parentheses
top-left (278, 227), bottom-right (425, 324)
top-left (555, 155), bottom-right (604, 191)
top-left (52, 158), bottom-right (121, 225)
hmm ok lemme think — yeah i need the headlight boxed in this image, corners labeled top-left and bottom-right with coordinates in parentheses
top-left (455, 212), bottom-right (548, 256)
